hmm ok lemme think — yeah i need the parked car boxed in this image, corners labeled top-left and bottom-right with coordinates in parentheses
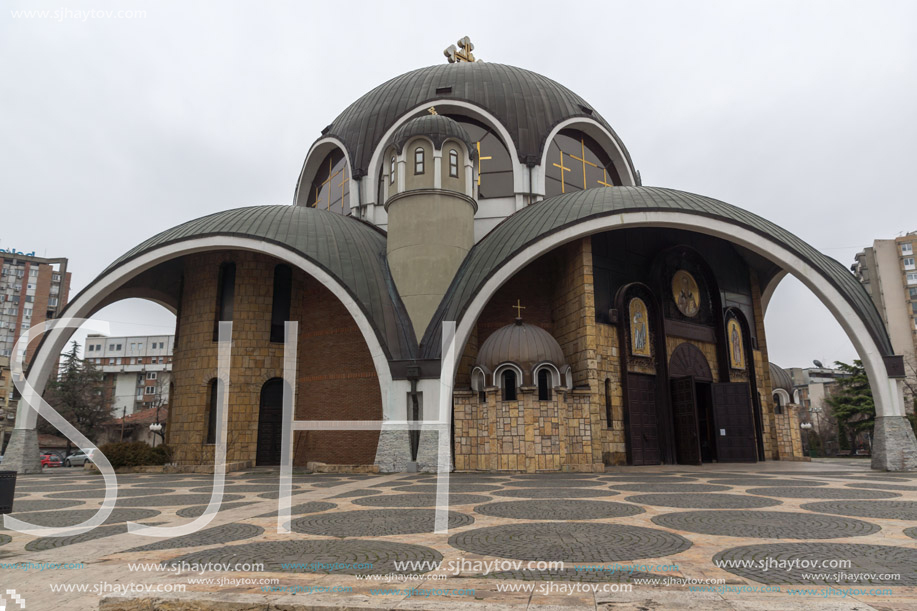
top-left (40, 453), bottom-right (62, 468)
top-left (64, 449), bottom-right (96, 467)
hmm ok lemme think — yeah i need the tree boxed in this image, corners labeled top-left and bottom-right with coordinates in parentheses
top-left (40, 341), bottom-right (109, 450)
top-left (826, 360), bottom-right (874, 452)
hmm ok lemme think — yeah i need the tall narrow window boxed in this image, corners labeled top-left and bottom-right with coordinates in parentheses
top-left (502, 370), bottom-right (517, 401)
top-left (206, 378), bottom-right (219, 444)
top-left (537, 369), bottom-right (551, 401)
top-left (449, 149), bottom-right (459, 177)
top-left (390, 156), bottom-right (396, 184)
top-left (213, 262), bottom-right (236, 341)
top-left (605, 378), bottom-right (613, 427)
top-left (270, 264), bottom-right (292, 343)
top-left (414, 147), bottom-right (424, 174)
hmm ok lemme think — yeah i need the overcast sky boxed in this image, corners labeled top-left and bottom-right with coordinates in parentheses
top-left (2, 0), bottom-right (915, 369)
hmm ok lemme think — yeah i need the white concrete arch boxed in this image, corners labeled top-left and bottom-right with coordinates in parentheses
top-left (13, 236), bottom-right (394, 432)
top-left (451, 210), bottom-right (914, 470)
top-left (294, 136), bottom-right (355, 210)
top-left (536, 117), bottom-right (639, 193)
top-left (492, 362), bottom-right (524, 389)
top-left (364, 100), bottom-right (525, 205)
top-left (532, 362), bottom-right (562, 388)
top-left (773, 388), bottom-right (792, 408)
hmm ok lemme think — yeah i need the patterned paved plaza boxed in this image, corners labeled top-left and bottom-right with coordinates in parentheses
top-left (2, 460), bottom-right (916, 610)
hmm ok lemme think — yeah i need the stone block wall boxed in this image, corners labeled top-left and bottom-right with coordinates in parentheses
top-left (168, 250), bottom-right (382, 467)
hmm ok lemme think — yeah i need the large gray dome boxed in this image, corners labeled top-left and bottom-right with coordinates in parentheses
top-left (475, 319), bottom-right (567, 373)
top-left (320, 62), bottom-right (634, 175)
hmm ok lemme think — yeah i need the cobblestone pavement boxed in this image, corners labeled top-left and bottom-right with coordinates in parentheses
top-left (3, 460), bottom-right (917, 610)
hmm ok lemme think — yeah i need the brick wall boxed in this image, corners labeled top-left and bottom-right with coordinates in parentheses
top-left (168, 251), bottom-right (382, 467)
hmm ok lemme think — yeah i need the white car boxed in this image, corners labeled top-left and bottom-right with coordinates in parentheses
top-left (64, 449), bottom-right (96, 467)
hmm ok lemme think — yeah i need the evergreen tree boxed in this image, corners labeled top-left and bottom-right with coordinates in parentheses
top-left (826, 360), bottom-right (874, 451)
top-left (39, 341), bottom-right (109, 449)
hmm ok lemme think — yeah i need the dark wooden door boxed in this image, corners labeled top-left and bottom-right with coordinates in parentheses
top-left (670, 376), bottom-right (702, 465)
top-left (711, 383), bottom-right (757, 462)
top-left (256, 379), bottom-right (284, 466)
top-left (625, 373), bottom-right (660, 465)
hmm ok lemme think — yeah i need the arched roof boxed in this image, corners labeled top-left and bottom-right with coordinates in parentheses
top-left (320, 61), bottom-right (635, 174)
top-left (420, 186), bottom-right (892, 359)
top-left (106, 205), bottom-right (416, 361)
top-left (769, 362), bottom-right (795, 395)
top-left (475, 319), bottom-right (566, 372)
top-left (390, 114), bottom-right (476, 156)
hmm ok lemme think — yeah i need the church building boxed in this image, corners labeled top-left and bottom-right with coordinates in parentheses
top-left (6, 38), bottom-right (916, 474)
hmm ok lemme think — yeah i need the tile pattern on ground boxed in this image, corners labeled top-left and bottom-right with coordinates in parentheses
top-left (651, 510), bottom-right (880, 539)
top-left (290, 508), bottom-right (474, 537)
top-left (473, 499), bottom-right (644, 520)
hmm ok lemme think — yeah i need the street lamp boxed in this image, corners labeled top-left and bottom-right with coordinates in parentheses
top-left (149, 422), bottom-right (163, 447)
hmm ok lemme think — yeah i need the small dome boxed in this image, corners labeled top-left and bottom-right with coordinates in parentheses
top-left (475, 319), bottom-right (566, 373)
top-left (769, 362), bottom-right (794, 395)
top-left (390, 114), bottom-right (475, 157)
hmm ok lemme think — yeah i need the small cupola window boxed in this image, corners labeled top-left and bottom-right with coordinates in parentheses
top-left (537, 368), bottom-right (551, 401)
top-left (390, 155), bottom-right (396, 184)
top-left (502, 369), bottom-right (517, 401)
top-left (414, 147), bottom-right (425, 174)
top-left (449, 149), bottom-right (459, 178)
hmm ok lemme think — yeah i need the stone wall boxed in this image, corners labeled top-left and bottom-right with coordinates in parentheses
top-left (168, 250), bottom-right (382, 467)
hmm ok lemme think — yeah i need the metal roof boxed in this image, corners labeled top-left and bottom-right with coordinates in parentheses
top-left (390, 114), bottom-right (476, 157)
top-left (769, 363), bottom-right (795, 395)
top-left (105, 205), bottom-right (417, 361)
top-left (475, 319), bottom-right (567, 372)
top-left (420, 186), bottom-right (892, 359)
top-left (320, 61), bottom-right (635, 174)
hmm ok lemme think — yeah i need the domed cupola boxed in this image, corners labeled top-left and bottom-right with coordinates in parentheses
top-left (473, 318), bottom-right (571, 399)
top-left (390, 115), bottom-right (476, 160)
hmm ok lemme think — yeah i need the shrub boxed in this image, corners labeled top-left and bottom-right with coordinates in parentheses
top-left (99, 441), bottom-right (170, 469)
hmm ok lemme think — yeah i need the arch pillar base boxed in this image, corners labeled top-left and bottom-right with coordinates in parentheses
top-left (2, 429), bottom-right (42, 474)
top-left (373, 428), bottom-right (413, 473)
top-left (871, 416), bottom-right (917, 471)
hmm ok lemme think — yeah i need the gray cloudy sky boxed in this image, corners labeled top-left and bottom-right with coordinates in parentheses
top-left (2, 0), bottom-right (915, 369)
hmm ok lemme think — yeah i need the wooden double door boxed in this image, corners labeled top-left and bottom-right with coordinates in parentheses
top-left (670, 377), bottom-right (758, 464)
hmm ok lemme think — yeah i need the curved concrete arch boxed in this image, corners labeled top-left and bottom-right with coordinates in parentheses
top-left (533, 362), bottom-right (562, 388)
top-left (761, 270), bottom-right (789, 314)
top-left (773, 388), bottom-right (792, 406)
top-left (492, 362), bottom-right (525, 388)
top-left (14, 236), bottom-right (394, 432)
top-left (451, 211), bottom-right (908, 453)
top-left (364, 100), bottom-right (524, 204)
top-left (294, 136), bottom-right (354, 209)
top-left (537, 117), bottom-right (639, 191)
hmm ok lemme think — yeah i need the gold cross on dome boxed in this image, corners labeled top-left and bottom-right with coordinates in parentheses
top-left (597, 167), bottom-right (614, 188)
top-left (476, 141), bottom-right (491, 186)
top-left (552, 151), bottom-right (572, 193)
top-left (444, 36), bottom-right (476, 63)
top-left (569, 138), bottom-right (598, 190)
top-left (428, 106), bottom-right (438, 115)
top-left (512, 299), bottom-right (526, 318)
top-left (336, 164), bottom-right (349, 213)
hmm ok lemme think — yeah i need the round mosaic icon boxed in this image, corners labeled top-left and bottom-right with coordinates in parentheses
top-left (651, 510), bottom-right (879, 539)
top-left (474, 499), bottom-right (644, 520)
top-left (449, 522), bottom-right (691, 562)
top-left (290, 509), bottom-right (473, 537)
top-left (800, 500), bottom-right (917, 521)
top-left (624, 493), bottom-right (782, 509)
top-left (127, 523), bottom-right (265, 552)
top-left (352, 494), bottom-right (491, 508)
top-left (492, 487), bottom-right (617, 499)
top-left (167, 539), bottom-right (442, 575)
top-left (713, 543), bottom-right (917, 585)
top-left (608, 483), bottom-right (731, 493)
top-left (747, 487), bottom-right (900, 500)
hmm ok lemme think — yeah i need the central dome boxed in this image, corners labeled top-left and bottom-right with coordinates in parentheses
top-left (322, 62), bottom-right (633, 175)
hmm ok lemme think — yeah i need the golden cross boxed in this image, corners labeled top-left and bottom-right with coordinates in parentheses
top-left (476, 141), bottom-right (491, 186)
top-left (568, 138), bottom-right (597, 191)
top-left (512, 299), bottom-right (526, 318)
top-left (444, 36), bottom-right (476, 63)
top-left (336, 164), bottom-right (349, 213)
top-left (428, 106), bottom-right (437, 115)
top-left (312, 185), bottom-right (321, 209)
top-left (552, 150), bottom-right (571, 193)
top-left (597, 167), bottom-right (613, 188)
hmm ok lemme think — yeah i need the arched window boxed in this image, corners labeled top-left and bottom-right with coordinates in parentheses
top-left (390, 156), bottom-right (396, 184)
top-left (206, 378), bottom-right (219, 444)
top-left (605, 378), bottom-right (613, 427)
top-left (414, 147), bottom-right (425, 174)
top-left (502, 369), bottom-right (517, 401)
top-left (773, 391), bottom-right (785, 414)
top-left (213, 262), bottom-right (235, 341)
top-left (471, 367), bottom-right (486, 403)
top-left (537, 368), bottom-right (551, 401)
top-left (449, 149), bottom-right (459, 178)
top-left (270, 264), bottom-right (292, 343)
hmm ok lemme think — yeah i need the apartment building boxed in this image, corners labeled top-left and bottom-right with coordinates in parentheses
top-left (84, 334), bottom-right (174, 417)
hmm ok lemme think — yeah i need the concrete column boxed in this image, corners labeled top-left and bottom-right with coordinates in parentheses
top-left (2, 428), bottom-right (42, 474)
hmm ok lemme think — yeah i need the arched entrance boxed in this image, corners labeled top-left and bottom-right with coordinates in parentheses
top-left (257, 378), bottom-right (284, 466)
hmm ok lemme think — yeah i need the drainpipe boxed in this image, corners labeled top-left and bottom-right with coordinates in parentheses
top-left (407, 365), bottom-right (421, 463)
